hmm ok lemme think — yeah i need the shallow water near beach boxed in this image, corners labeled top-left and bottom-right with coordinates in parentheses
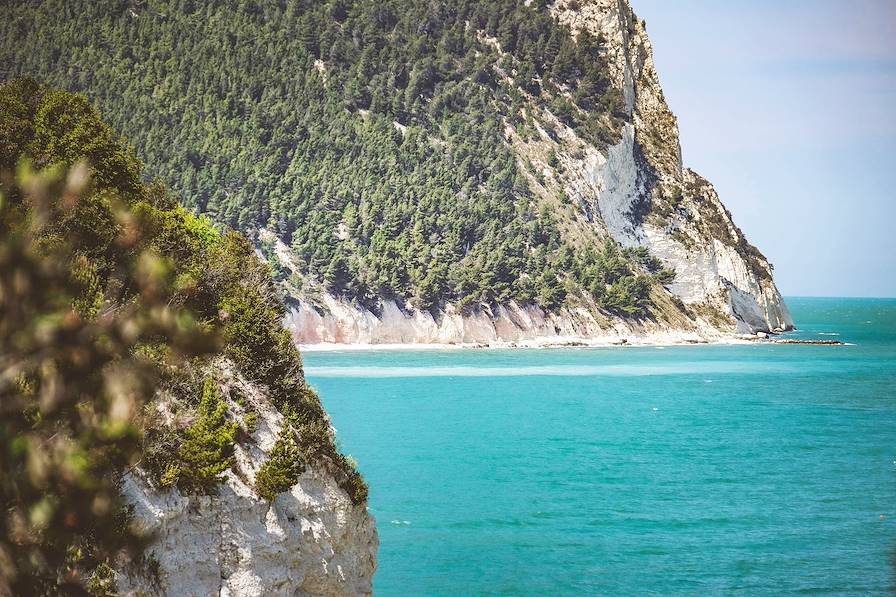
top-left (304, 297), bottom-right (896, 595)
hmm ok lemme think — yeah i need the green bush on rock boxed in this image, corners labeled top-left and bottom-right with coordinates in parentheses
top-left (161, 379), bottom-right (238, 494)
top-left (255, 425), bottom-right (305, 502)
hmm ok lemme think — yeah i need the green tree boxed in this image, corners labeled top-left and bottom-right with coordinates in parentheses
top-left (162, 379), bottom-right (238, 493)
top-left (254, 425), bottom-right (304, 501)
top-left (0, 1), bottom-right (644, 317)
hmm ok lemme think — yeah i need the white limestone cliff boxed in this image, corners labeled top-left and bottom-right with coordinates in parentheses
top-left (118, 362), bottom-right (378, 596)
top-left (284, 292), bottom-right (719, 347)
top-left (551, 0), bottom-right (793, 333)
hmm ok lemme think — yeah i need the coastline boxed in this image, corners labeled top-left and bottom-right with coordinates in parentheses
top-left (285, 290), bottom-right (794, 351)
top-left (296, 330), bottom-right (854, 352)
top-left (298, 332), bottom-right (764, 352)
top-left (298, 333), bottom-right (845, 352)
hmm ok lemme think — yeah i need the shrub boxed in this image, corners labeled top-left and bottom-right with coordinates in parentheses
top-left (86, 561), bottom-right (116, 595)
top-left (0, 135), bottom-right (216, 593)
top-left (142, 426), bottom-right (181, 487)
top-left (255, 425), bottom-right (305, 501)
top-left (0, 80), bottom-right (371, 593)
top-left (654, 268), bottom-right (676, 286)
top-left (335, 455), bottom-right (369, 505)
top-left (167, 378), bottom-right (238, 494)
top-left (244, 412), bottom-right (258, 434)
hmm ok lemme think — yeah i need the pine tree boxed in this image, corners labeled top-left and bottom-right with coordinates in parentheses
top-left (164, 379), bottom-right (238, 492)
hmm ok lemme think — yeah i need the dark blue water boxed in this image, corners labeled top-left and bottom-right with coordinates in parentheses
top-left (305, 298), bottom-right (896, 595)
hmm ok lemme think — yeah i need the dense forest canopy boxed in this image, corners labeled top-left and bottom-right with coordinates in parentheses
top-left (1, 0), bottom-right (670, 316)
top-left (0, 78), bottom-right (364, 595)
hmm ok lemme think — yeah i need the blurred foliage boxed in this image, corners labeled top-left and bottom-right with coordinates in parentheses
top-left (0, 154), bottom-right (217, 594)
top-left (0, 0), bottom-right (661, 316)
top-left (0, 79), bottom-right (366, 594)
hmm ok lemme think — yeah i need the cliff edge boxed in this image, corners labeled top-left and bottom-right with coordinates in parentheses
top-left (548, 0), bottom-right (792, 334)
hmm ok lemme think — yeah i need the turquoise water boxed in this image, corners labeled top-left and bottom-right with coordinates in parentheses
top-left (304, 298), bottom-right (896, 595)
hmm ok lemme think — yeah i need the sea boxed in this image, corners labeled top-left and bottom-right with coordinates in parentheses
top-left (303, 297), bottom-right (896, 595)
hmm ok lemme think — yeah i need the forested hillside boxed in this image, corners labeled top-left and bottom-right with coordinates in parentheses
top-left (0, 79), bottom-right (368, 594)
top-left (0, 0), bottom-right (670, 316)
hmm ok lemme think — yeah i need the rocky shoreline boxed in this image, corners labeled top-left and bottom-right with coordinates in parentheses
top-left (298, 332), bottom-right (848, 351)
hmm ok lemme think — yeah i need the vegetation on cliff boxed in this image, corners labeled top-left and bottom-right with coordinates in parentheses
top-left (0, 0), bottom-right (666, 316)
top-left (0, 78), bottom-right (364, 595)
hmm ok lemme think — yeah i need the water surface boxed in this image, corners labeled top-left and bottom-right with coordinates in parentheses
top-left (305, 298), bottom-right (896, 595)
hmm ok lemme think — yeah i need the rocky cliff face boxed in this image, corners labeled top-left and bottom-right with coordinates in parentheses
top-left (284, 292), bottom-right (718, 346)
top-left (549, 0), bottom-right (792, 334)
top-left (120, 361), bottom-right (378, 596)
top-left (276, 0), bottom-right (792, 345)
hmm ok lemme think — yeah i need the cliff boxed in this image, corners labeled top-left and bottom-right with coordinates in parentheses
top-left (273, 0), bottom-right (793, 345)
top-left (120, 361), bottom-right (377, 596)
top-left (546, 0), bottom-right (793, 334)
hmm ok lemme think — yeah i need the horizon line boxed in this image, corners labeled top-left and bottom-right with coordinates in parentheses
top-left (784, 294), bottom-right (896, 300)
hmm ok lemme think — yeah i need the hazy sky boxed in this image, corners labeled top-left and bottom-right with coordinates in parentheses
top-left (631, 0), bottom-right (895, 297)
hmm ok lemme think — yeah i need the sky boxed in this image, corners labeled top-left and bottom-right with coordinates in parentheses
top-left (631, 0), bottom-right (896, 297)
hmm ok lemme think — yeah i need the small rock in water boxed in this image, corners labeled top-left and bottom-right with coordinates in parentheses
top-left (756, 331), bottom-right (769, 339)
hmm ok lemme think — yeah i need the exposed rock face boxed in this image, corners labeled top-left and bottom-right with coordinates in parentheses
top-left (119, 363), bottom-right (378, 596)
top-left (550, 0), bottom-right (792, 334)
top-left (275, 0), bottom-right (792, 345)
top-left (284, 292), bottom-right (718, 346)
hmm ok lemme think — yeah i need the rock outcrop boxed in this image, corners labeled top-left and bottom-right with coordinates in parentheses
top-left (549, 0), bottom-right (792, 334)
top-left (119, 362), bottom-right (378, 596)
